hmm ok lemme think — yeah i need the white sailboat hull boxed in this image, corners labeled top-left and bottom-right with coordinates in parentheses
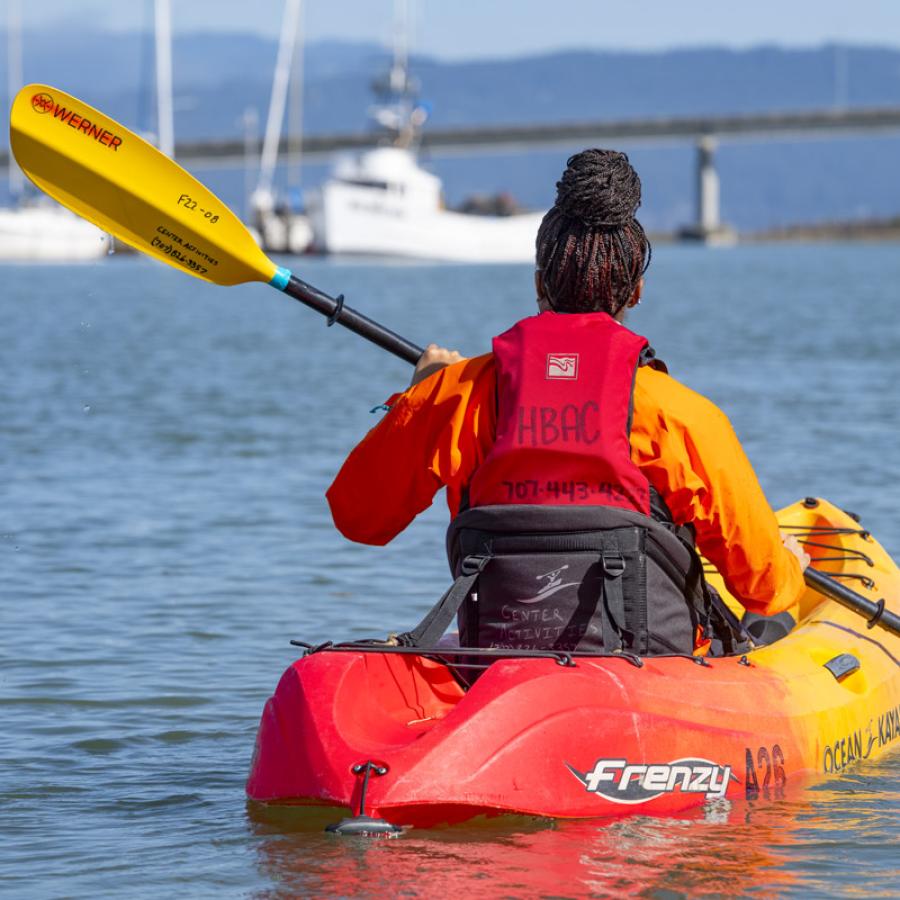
top-left (0, 207), bottom-right (109, 262)
top-left (256, 210), bottom-right (313, 255)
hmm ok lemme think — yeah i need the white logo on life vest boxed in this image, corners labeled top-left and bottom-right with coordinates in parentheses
top-left (567, 758), bottom-right (737, 803)
top-left (546, 353), bottom-right (579, 380)
top-left (518, 565), bottom-right (580, 604)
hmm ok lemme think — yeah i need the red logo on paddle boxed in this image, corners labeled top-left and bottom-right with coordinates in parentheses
top-left (546, 353), bottom-right (579, 380)
top-left (31, 92), bottom-right (54, 114)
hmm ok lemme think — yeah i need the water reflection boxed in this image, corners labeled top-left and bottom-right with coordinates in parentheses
top-left (247, 761), bottom-right (899, 899)
top-left (247, 798), bottom-right (810, 898)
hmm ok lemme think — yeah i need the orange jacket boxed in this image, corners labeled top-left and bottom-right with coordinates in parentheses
top-left (327, 353), bottom-right (805, 616)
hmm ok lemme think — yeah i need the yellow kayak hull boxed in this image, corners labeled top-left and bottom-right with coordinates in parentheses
top-left (710, 497), bottom-right (900, 779)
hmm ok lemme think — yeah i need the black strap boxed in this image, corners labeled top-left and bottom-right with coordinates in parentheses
top-left (396, 555), bottom-right (490, 647)
top-left (703, 585), bottom-right (751, 654)
top-left (645, 491), bottom-right (751, 654)
top-left (647, 528), bottom-right (749, 655)
top-left (648, 486), bottom-right (696, 546)
top-left (601, 551), bottom-right (626, 651)
top-left (488, 532), bottom-right (641, 555)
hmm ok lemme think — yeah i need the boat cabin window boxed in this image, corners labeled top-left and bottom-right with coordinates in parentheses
top-left (341, 178), bottom-right (391, 191)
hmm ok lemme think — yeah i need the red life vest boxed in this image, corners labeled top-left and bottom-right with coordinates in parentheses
top-left (393, 311), bottom-right (749, 663)
top-left (468, 310), bottom-right (651, 514)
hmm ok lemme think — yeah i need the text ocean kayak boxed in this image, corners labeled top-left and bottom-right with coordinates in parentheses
top-left (246, 498), bottom-right (900, 828)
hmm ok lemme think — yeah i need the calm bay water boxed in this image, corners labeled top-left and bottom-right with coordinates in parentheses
top-left (2, 243), bottom-right (898, 898)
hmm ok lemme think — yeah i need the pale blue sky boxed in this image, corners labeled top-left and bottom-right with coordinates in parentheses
top-left (17, 0), bottom-right (900, 58)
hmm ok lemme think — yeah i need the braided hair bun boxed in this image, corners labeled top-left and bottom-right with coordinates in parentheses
top-left (554, 149), bottom-right (642, 229)
top-left (536, 148), bottom-right (651, 315)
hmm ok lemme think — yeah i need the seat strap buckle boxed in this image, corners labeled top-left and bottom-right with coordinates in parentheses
top-left (461, 554), bottom-right (490, 576)
top-left (601, 551), bottom-right (626, 578)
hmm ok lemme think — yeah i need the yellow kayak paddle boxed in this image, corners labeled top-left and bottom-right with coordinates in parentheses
top-left (9, 83), bottom-right (424, 363)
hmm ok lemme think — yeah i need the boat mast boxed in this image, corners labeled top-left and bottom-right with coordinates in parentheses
top-left (287, 0), bottom-right (305, 208)
top-left (6, 0), bottom-right (25, 198)
top-left (154, 0), bottom-right (175, 158)
top-left (255, 0), bottom-right (303, 211)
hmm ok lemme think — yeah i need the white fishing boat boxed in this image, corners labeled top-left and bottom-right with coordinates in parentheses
top-left (306, 0), bottom-right (542, 263)
top-left (308, 147), bottom-right (542, 262)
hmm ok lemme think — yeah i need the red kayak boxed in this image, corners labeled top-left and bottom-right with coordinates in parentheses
top-left (246, 499), bottom-right (900, 830)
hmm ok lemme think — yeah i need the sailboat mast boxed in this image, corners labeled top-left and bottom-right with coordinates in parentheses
top-left (154, 0), bottom-right (174, 158)
top-left (257, 0), bottom-right (303, 202)
top-left (287, 1), bottom-right (306, 201)
top-left (7, 0), bottom-right (25, 198)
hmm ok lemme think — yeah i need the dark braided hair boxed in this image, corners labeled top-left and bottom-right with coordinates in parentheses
top-left (536, 149), bottom-right (651, 315)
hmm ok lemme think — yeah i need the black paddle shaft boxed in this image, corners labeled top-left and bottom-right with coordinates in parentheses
top-left (284, 274), bottom-right (424, 365)
top-left (805, 567), bottom-right (900, 638)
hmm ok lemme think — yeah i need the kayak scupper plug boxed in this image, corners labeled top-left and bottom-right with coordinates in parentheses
top-left (325, 761), bottom-right (403, 837)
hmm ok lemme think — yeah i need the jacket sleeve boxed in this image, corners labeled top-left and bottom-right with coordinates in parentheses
top-left (326, 354), bottom-right (496, 545)
top-left (630, 366), bottom-right (805, 615)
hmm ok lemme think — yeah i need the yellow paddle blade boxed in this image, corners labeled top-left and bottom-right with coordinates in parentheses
top-left (9, 84), bottom-right (276, 286)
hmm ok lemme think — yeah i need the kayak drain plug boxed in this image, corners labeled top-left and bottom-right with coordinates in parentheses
top-left (325, 761), bottom-right (402, 837)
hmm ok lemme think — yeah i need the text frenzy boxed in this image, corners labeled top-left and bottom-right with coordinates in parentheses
top-left (571, 757), bottom-right (735, 803)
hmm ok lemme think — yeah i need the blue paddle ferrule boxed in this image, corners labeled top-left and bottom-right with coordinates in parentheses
top-left (269, 266), bottom-right (292, 291)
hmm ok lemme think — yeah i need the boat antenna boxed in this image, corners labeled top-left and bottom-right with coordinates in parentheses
top-left (369, 0), bottom-right (425, 148)
top-left (391, 0), bottom-right (410, 98)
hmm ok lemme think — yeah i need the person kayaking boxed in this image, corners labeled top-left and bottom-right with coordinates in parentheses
top-left (327, 148), bottom-right (810, 657)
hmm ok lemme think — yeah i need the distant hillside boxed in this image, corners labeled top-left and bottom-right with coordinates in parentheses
top-left (4, 32), bottom-right (900, 230)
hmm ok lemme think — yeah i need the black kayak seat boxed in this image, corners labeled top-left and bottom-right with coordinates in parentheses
top-left (741, 610), bottom-right (797, 646)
